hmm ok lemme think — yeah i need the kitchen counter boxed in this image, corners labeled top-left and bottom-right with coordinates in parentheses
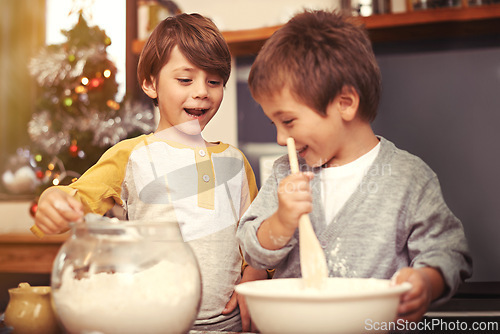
top-left (0, 233), bottom-right (68, 274)
top-left (415, 282), bottom-right (500, 333)
top-left (190, 332), bottom-right (252, 334)
top-left (0, 322), bottom-right (252, 334)
top-left (1, 282), bottom-right (499, 333)
top-left (1, 316), bottom-right (498, 334)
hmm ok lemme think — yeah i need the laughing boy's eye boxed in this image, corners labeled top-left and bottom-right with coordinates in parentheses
top-left (177, 78), bottom-right (191, 84)
top-left (282, 119), bottom-right (294, 125)
top-left (208, 80), bottom-right (222, 86)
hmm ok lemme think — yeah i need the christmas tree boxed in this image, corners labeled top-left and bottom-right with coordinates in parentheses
top-left (6, 13), bottom-right (155, 198)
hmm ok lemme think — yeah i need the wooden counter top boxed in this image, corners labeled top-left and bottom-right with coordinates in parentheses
top-left (0, 233), bottom-right (69, 274)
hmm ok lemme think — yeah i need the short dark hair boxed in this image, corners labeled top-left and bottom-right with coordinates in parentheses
top-left (248, 10), bottom-right (381, 122)
top-left (137, 13), bottom-right (231, 91)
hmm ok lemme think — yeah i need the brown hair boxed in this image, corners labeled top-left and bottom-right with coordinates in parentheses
top-left (137, 13), bottom-right (231, 92)
top-left (248, 10), bottom-right (381, 122)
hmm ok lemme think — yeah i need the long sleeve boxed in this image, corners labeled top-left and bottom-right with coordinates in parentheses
top-left (55, 138), bottom-right (132, 215)
top-left (405, 175), bottom-right (472, 304)
top-left (237, 155), bottom-right (299, 270)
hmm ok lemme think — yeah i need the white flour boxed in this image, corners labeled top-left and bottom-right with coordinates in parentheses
top-left (53, 260), bottom-right (201, 334)
top-left (327, 238), bottom-right (357, 278)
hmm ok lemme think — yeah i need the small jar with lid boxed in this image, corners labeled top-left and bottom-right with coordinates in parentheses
top-left (4, 282), bottom-right (61, 334)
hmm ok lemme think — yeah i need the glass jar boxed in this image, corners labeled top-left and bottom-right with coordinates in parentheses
top-left (51, 219), bottom-right (201, 334)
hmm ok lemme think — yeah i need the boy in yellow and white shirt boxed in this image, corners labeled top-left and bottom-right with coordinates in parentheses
top-left (34, 13), bottom-right (266, 332)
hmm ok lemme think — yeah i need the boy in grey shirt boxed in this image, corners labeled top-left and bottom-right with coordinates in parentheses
top-left (236, 10), bottom-right (472, 322)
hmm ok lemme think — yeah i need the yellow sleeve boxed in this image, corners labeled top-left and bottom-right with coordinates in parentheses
top-left (54, 137), bottom-right (137, 215)
top-left (242, 154), bottom-right (258, 202)
top-left (239, 152), bottom-right (261, 274)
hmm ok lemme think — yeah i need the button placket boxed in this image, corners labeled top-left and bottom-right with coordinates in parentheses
top-left (194, 147), bottom-right (215, 210)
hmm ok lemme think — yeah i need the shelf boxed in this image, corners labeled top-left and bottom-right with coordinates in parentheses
top-left (220, 25), bottom-right (281, 57)
top-left (132, 5), bottom-right (500, 57)
top-left (131, 25), bottom-right (281, 56)
top-left (362, 4), bottom-right (500, 43)
top-left (363, 4), bottom-right (500, 29)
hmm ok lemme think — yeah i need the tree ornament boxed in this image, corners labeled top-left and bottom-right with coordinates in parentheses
top-left (30, 200), bottom-right (38, 218)
top-left (69, 141), bottom-right (79, 157)
top-left (1, 150), bottom-right (40, 194)
top-left (88, 77), bottom-right (104, 89)
top-left (75, 85), bottom-right (87, 94)
top-left (64, 97), bottom-right (74, 107)
top-left (106, 100), bottom-right (120, 110)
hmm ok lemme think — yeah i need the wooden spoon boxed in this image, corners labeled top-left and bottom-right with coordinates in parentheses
top-left (287, 137), bottom-right (328, 289)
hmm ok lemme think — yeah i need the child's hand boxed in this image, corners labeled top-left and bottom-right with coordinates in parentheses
top-left (256, 171), bottom-right (315, 250)
top-left (222, 288), bottom-right (256, 332)
top-left (276, 172), bottom-right (314, 230)
top-left (34, 187), bottom-right (84, 235)
top-left (223, 266), bottom-right (267, 332)
top-left (393, 267), bottom-right (444, 322)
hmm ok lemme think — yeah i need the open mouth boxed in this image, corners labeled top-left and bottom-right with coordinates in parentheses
top-left (297, 145), bottom-right (308, 157)
top-left (184, 108), bottom-right (209, 118)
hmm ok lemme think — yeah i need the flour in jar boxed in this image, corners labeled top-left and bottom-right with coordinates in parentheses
top-left (53, 259), bottom-right (201, 334)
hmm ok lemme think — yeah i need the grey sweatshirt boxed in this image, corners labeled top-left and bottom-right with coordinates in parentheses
top-left (237, 137), bottom-right (472, 304)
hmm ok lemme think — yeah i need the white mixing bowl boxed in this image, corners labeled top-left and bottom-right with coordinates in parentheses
top-left (236, 277), bottom-right (411, 334)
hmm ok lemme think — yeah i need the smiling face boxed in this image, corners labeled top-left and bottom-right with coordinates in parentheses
top-left (258, 87), bottom-right (366, 168)
top-left (142, 46), bottom-right (224, 136)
